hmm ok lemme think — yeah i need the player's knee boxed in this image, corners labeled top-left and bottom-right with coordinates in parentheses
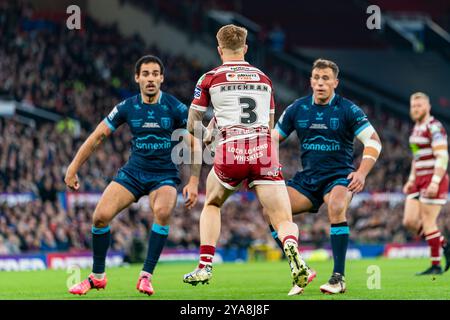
top-left (92, 209), bottom-right (111, 228)
top-left (266, 209), bottom-right (291, 226)
top-left (402, 216), bottom-right (415, 229)
top-left (92, 211), bottom-right (111, 228)
top-left (420, 216), bottom-right (436, 231)
top-left (205, 198), bottom-right (223, 209)
top-left (153, 207), bottom-right (172, 225)
top-left (328, 201), bottom-right (346, 218)
top-left (262, 208), bottom-right (270, 221)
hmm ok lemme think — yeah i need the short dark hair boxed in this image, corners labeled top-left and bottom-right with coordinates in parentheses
top-left (312, 58), bottom-right (339, 78)
top-left (135, 55), bottom-right (165, 75)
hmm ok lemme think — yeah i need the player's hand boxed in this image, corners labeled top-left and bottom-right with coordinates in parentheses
top-left (402, 180), bottom-right (415, 194)
top-left (182, 177), bottom-right (199, 210)
top-left (347, 171), bottom-right (366, 193)
top-left (424, 182), bottom-right (439, 198)
top-left (203, 128), bottom-right (213, 146)
top-left (64, 166), bottom-right (80, 191)
top-left (203, 118), bottom-right (217, 147)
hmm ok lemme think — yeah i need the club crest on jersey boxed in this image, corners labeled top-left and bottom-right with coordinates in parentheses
top-left (330, 118), bottom-right (339, 130)
top-left (160, 117), bottom-right (172, 129)
top-left (226, 72), bottom-right (260, 82)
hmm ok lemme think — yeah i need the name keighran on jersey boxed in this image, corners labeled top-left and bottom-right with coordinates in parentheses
top-left (220, 84), bottom-right (270, 92)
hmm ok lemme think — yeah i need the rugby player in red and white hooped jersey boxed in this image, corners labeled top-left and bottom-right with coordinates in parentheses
top-left (403, 92), bottom-right (450, 275)
top-left (182, 24), bottom-right (316, 293)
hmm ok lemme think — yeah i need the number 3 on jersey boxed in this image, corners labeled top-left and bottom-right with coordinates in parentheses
top-left (239, 97), bottom-right (257, 124)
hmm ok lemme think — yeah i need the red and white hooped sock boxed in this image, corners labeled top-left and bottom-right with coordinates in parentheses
top-left (282, 235), bottom-right (298, 247)
top-left (198, 245), bottom-right (215, 269)
top-left (425, 230), bottom-right (442, 266)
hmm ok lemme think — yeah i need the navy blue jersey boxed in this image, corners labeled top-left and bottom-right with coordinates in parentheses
top-left (275, 94), bottom-right (371, 174)
top-left (104, 92), bottom-right (188, 173)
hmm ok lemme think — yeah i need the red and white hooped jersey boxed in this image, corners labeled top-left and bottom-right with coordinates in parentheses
top-left (190, 61), bottom-right (275, 142)
top-left (409, 116), bottom-right (448, 176)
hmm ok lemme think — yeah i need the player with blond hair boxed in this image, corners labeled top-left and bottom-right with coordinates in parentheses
top-left (182, 24), bottom-right (315, 294)
top-left (403, 92), bottom-right (450, 275)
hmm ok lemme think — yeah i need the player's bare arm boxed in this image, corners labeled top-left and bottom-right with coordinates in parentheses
top-left (269, 113), bottom-right (275, 129)
top-left (182, 108), bottom-right (208, 209)
top-left (182, 131), bottom-right (202, 210)
top-left (425, 141), bottom-right (448, 198)
top-left (203, 117), bottom-right (217, 146)
top-left (65, 121), bottom-right (112, 190)
top-left (187, 108), bottom-right (206, 136)
top-left (271, 123), bottom-right (287, 160)
top-left (403, 160), bottom-right (416, 194)
top-left (348, 129), bottom-right (382, 193)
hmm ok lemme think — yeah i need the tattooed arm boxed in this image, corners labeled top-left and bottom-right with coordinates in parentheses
top-left (186, 107), bottom-right (206, 179)
top-left (64, 121), bottom-right (112, 190)
top-left (182, 108), bottom-right (205, 209)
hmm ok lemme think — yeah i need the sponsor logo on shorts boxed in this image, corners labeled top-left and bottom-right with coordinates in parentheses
top-left (265, 166), bottom-right (282, 177)
top-left (227, 144), bottom-right (268, 162)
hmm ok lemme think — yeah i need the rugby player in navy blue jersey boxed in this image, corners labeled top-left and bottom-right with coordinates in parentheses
top-left (271, 59), bottom-right (382, 295)
top-left (64, 55), bottom-right (201, 296)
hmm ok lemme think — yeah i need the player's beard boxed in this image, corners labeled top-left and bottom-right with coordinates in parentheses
top-left (413, 111), bottom-right (427, 123)
top-left (145, 90), bottom-right (158, 98)
top-left (143, 84), bottom-right (159, 98)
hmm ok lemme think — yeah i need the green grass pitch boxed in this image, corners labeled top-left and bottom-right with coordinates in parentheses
top-left (0, 258), bottom-right (449, 300)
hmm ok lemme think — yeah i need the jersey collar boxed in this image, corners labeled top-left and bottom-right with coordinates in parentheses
top-left (139, 91), bottom-right (163, 105)
top-left (311, 93), bottom-right (336, 107)
top-left (222, 61), bottom-right (249, 65)
top-left (417, 115), bottom-right (434, 129)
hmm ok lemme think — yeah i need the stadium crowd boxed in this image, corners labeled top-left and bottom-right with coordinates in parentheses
top-left (0, 1), bottom-right (449, 258)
